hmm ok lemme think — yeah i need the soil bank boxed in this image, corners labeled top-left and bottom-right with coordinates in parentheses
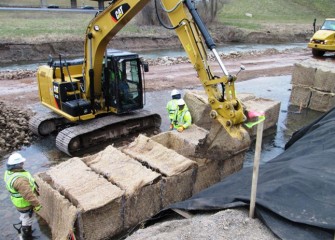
top-left (0, 24), bottom-right (313, 64)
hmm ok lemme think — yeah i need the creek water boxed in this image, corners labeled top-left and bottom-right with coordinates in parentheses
top-left (139, 42), bottom-right (307, 58)
top-left (0, 43), bottom-right (307, 71)
top-left (0, 74), bottom-right (324, 239)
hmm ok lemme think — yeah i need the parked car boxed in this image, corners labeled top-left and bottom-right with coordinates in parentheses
top-left (81, 5), bottom-right (94, 9)
top-left (47, 5), bottom-right (59, 9)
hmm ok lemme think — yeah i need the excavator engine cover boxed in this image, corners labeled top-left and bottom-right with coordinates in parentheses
top-left (61, 99), bottom-right (92, 117)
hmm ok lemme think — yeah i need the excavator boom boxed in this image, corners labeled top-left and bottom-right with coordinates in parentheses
top-left (84, 0), bottom-right (246, 137)
top-left (30, 0), bottom-right (247, 156)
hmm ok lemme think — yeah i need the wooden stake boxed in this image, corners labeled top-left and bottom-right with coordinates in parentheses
top-left (249, 119), bottom-right (264, 218)
top-left (171, 209), bottom-right (193, 219)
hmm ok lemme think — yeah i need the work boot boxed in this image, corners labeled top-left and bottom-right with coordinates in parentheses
top-left (21, 226), bottom-right (33, 240)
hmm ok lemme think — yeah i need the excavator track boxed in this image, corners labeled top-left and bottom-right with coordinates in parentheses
top-left (29, 112), bottom-right (69, 136)
top-left (56, 110), bottom-right (161, 156)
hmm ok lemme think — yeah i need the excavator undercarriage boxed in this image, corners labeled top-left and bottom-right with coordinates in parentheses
top-left (29, 110), bottom-right (161, 155)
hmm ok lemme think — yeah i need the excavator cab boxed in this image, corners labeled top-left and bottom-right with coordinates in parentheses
top-left (31, 48), bottom-right (161, 155)
top-left (36, 49), bottom-right (147, 121)
top-left (102, 49), bottom-right (146, 114)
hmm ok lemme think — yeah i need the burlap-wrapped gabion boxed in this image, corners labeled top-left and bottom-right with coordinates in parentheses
top-left (290, 59), bottom-right (335, 112)
top-left (35, 90), bottom-right (281, 239)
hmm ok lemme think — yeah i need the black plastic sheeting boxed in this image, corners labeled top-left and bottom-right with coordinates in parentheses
top-left (163, 107), bottom-right (335, 240)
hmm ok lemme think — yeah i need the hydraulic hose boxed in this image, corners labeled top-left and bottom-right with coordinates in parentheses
top-left (184, 0), bottom-right (228, 75)
top-left (155, 0), bottom-right (179, 30)
top-left (184, 0), bottom-right (216, 50)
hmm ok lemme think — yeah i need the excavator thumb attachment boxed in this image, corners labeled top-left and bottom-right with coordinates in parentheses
top-left (185, 90), bottom-right (250, 160)
top-left (195, 120), bottom-right (250, 161)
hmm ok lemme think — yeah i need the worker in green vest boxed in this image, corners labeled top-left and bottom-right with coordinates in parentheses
top-left (172, 99), bottom-right (192, 132)
top-left (4, 152), bottom-right (42, 240)
top-left (167, 89), bottom-right (189, 130)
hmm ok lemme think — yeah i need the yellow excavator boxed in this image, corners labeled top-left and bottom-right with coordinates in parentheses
top-left (29, 0), bottom-right (247, 156)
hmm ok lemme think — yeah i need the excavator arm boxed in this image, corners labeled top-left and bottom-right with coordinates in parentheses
top-left (161, 0), bottom-right (247, 139)
top-left (84, 0), bottom-right (246, 139)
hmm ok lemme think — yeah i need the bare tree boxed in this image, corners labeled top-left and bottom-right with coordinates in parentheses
top-left (197, 0), bottom-right (229, 24)
top-left (40, 0), bottom-right (47, 8)
top-left (137, 0), bottom-right (228, 26)
top-left (136, 1), bottom-right (169, 26)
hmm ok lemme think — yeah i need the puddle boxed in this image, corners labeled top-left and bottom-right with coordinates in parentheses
top-left (237, 76), bottom-right (323, 166)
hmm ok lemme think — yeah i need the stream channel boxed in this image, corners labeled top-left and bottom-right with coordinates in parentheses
top-left (0, 43), bottom-right (306, 71)
top-left (0, 43), bottom-right (323, 239)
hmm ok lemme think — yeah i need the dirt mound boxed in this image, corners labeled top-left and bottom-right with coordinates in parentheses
top-left (126, 208), bottom-right (278, 240)
top-left (0, 101), bottom-right (34, 157)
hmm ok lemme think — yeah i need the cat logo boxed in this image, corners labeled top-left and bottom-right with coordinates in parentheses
top-left (110, 3), bottom-right (130, 23)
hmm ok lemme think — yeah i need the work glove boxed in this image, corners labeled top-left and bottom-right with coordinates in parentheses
top-left (177, 126), bottom-right (184, 132)
top-left (33, 205), bottom-right (42, 212)
top-left (169, 124), bottom-right (173, 130)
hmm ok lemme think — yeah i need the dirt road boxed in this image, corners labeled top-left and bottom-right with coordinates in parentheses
top-left (0, 47), bottom-right (311, 111)
top-left (145, 48), bottom-right (312, 90)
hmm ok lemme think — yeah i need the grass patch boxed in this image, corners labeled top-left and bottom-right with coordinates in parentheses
top-left (0, 11), bottom-right (94, 42)
top-left (0, 0), bottom-right (98, 8)
top-left (0, 11), bottom-right (168, 43)
top-left (221, 20), bottom-right (262, 31)
top-left (1, 0), bottom-right (335, 41)
top-left (218, 0), bottom-right (335, 30)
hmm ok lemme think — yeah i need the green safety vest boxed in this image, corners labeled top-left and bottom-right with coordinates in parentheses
top-left (4, 170), bottom-right (37, 208)
top-left (167, 100), bottom-right (189, 123)
top-left (172, 108), bottom-right (192, 129)
top-left (166, 99), bottom-right (179, 122)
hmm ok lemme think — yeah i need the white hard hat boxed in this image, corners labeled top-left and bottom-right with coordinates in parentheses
top-left (171, 89), bottom-right (180, 96)
top-left (177, 99), bottom-right (185, 106)
top-left (8, 152), bottom-right (26, 165)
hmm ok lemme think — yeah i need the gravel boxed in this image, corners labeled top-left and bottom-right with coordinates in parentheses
top-left (125, 208), bottom-right (278, 240)
top-left (0, 101), bottom-right (34, 157)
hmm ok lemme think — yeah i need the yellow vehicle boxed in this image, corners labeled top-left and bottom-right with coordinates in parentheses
top-left (308, 18), bottom-right (335, 57)
top-left (29, 0), bottom-right (246, 155)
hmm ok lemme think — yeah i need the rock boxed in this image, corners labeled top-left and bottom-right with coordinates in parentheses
top-left (290, 59), bottom-right (335, 112)
top-left (0, 101), bottom-right (33, 157)
top-left (0, 70), bottom-right (35, 80)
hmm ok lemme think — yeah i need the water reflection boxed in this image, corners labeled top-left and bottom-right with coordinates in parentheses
top-left (239, 76), bottom-right (323, 166)
top-left (139, 43), bottom-right (307, 59)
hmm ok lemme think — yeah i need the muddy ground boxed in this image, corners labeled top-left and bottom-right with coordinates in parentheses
top-left (0, 47), bottom-right (314, 156)
top-left (0, 24), bottom-right (331, 239)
